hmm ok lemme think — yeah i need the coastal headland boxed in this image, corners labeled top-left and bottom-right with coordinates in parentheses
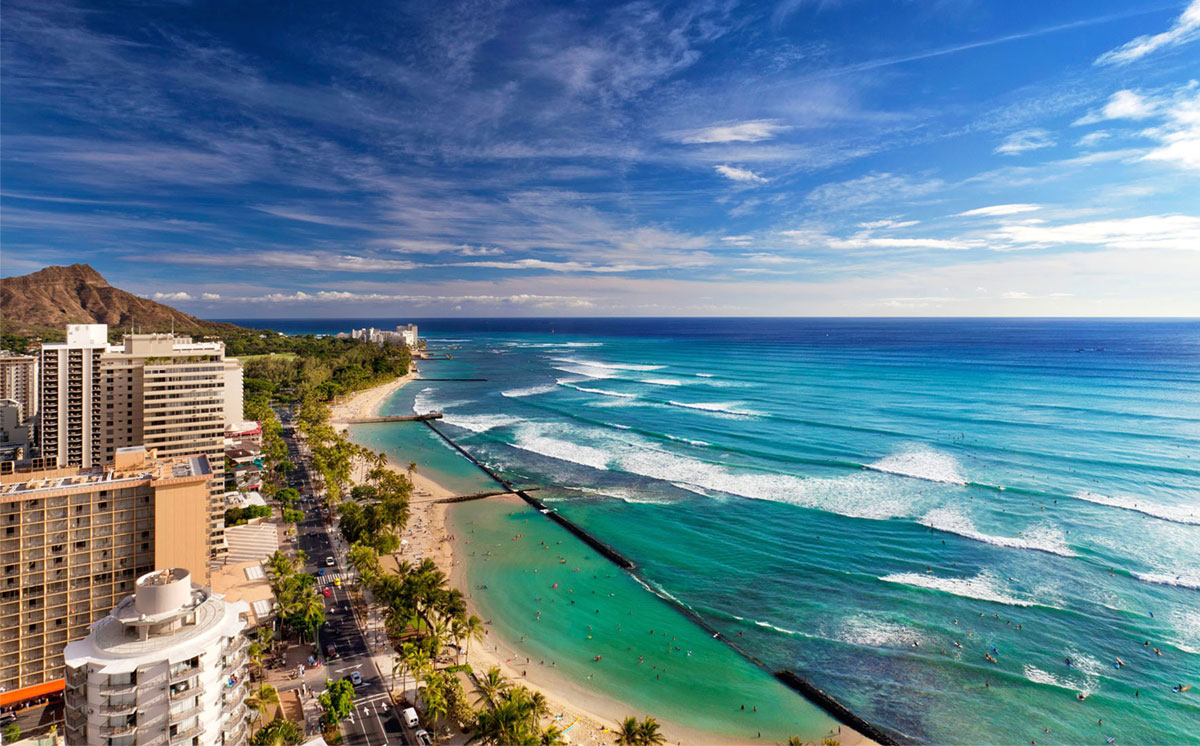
top-left (330, 373), bottom-right (880, 746)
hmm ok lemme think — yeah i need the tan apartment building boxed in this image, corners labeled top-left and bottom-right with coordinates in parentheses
top-left (40, 324), bottom-right (109, 468)
top-left (0, 446), bottom-right (211, 707)
top-left (99, 334), bottom-right (231, 556)
top-left (0, 350), bottom-right (39, 425)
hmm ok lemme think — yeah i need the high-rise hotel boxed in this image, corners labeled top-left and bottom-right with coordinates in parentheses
top-left (37, 325), bottom-right (241, 557)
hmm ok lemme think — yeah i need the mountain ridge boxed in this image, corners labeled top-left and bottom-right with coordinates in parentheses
top-left (0, 264), bottom-right (243, 337)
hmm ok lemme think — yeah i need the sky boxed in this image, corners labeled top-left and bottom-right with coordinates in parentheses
top-left (2, 0), bottom-right (1199, 318)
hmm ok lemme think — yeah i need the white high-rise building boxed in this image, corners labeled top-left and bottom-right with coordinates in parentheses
top-left (222, 359), bottom-right (244, 427)
top-left (40, 324), bottom-right (109, 468)
top-left (63, 568), bottom-right (252, 746)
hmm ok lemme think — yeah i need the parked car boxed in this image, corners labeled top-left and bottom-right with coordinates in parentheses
top-left (415, 729), bottom-right (433, 746)
top-left (326, 644), bottom-right (337, 658)
top-left (402, 707), bottom-right (420, 728)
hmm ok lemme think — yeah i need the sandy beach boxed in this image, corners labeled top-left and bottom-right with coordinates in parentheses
top-left (335, 376), bottom-right (871, 746)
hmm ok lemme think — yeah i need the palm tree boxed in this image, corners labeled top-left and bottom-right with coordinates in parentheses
top-left (527, 690), bottom-right (549, 722)
top-left (786, 738), bottom-right (805, 746)
top-left (247, 682), bottom-right (280, 727)
top-left (462, 614), bottom-right (485, 662)
top-left (391, 655), bottom-right (407, 695)
top-left (540, 725), bottom-right (568, 746)
top-left (638, 717), bottom-right (666, 746)
top-left (614, 717), bottom-right (641, 746)
top-left (475, 666), bottom-right (510, 707)
top-left (250, 717), bottom-right (304, 746)
top-left (408, 461), bottom-right (417, 478)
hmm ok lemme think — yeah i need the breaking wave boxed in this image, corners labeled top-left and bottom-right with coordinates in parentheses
top-left (867, 447), bottom-right (967, 485)
top-left (501, 384), bottom-right (557, 398)
top-left (1131, 571), bottom-right (1200, 591)
top-left (551, 356), bottom-right (664, 371)
top-left (879, 571), bottom-right (1038, 607)
top-left (919, 507), bottom-right (1077, 557)
top-left (1073, 490), bottom-right (1200, 525)
top-left (665, 400), bottom-right (762, 417)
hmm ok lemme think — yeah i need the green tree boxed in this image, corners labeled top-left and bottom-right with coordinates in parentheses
top-left (251, 717), bottom-right (304, 746)
top-left (637, 717), bottom-right (666, 746)
top-left (614, 717), bottom-right (641, 746)
top-left (2, 724), bottom-right (20, 743)
top-left (475, 666), bottom-right (510, 707)
top-left (318, 678), bottom-right (356, 730)
top-left (282, 508), bottom-right (305, 525)
top-left (247, 682), bottom-right (280, 727)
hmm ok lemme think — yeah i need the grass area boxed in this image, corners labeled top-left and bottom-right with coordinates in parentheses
top-left (238, 352), bottom-right (299, 362)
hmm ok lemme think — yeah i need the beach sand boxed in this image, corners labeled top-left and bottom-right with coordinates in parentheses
top-left (335, 376), bottom-right (873, 746)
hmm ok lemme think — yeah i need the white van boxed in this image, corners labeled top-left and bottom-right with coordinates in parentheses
top-left (402, 707), bottom-right (420, 728)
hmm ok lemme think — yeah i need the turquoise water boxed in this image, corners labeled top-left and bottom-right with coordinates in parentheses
top-left (309, 318), bottom-right (1200, 745)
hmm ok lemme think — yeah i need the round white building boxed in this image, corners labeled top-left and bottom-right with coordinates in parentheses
top-left (63, 568), bottom-right (253, 746)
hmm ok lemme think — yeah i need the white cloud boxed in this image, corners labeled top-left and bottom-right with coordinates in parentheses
top-left (995, 129), bottom-right (1054, 155)
top-left (1074, 89), bottom-right (1159, 125)
top-left (1141, 86), bottom-right (1200, 170)
top-left (132, 251), bottom-right (420, 272)
top-left (991, 214), bottom-right (1200, 251)
top-left (678, 120), bottom-right (789, 144)
top-left (830, 237), bottom-right (978, 251)
top-left (201, 292), bottom-right (222, 300)
top-left (1095, 0), bottom-right (1200, 65)
top-left (781, 230), bottom-right (978, 251)
top-left (721, 235), bottom-right (754, 245)
top-left (806, 173), bottom-right (944, 209)
top-left (958, 204), bottom-right (1041, 217)
top-left (1076, 131), bottom-right (1111, 148)
top-left (714, 164), bottom-right (767, 183)
top-left (444, 258), bottom-right (667, 273)
top-left (152, 291), bottom-right (192, 301)
top-left (858, 219), bottom-right (919, 229)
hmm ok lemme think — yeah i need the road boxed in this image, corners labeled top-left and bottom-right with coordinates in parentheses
top-left (276, 407), bottom-right (414, 746)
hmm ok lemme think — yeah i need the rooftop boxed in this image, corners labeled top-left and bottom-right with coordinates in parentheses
top-left (0, 449), bottom-right (210, 500)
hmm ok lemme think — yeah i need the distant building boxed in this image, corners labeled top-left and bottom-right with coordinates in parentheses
top-left (63, 568), bottom-right (252, 746)
top-left (0, 350), bottom-right (39, 425)
top-left (0, 399), bottom-right (34, 463)
top-left (343, 324), bottom-right (418, 348)
top-left (0, 447), bottom-right (212, 706)
top-left (39, 324), bottom-right (109, 468)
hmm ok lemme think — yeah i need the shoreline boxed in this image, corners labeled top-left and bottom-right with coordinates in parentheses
top-left (335, 375), bottom-right (873, 746)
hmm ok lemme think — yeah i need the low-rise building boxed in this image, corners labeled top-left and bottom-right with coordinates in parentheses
top-left (62, 568), bottom-right (252, 746)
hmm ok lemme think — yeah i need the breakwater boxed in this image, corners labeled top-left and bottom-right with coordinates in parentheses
top-left (344, 412), bottom-right (443, 423)
top-left (423, 420), bottom-right (635, 570)
top-left (421, 419), bottom-right (898, 744)
top-left (434, 488), bottom-right (541, 504)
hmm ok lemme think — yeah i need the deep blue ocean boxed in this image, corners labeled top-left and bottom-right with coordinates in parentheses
top-left (231, 318), bottom-right (1200, 744)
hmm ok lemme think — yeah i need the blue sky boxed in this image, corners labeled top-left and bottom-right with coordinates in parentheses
top-left (2, 0), bottom-right (1198, 317)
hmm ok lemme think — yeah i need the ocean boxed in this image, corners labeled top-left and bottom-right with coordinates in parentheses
top-left (233, 318), bottom-right (1200, 744)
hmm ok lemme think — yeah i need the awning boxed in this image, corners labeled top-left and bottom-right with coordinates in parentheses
top-left (0, 678), bottom-right (65, 707)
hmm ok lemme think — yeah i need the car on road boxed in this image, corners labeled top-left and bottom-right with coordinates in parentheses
top-left (402, 707), bottom-right (420, 728)
top-left (333, 578), bottom-right (341, 587)
top-left (325, 556), bottom-right (335, 567)
top-left (415, 729), bottom-right (433, 746)
top-left (350, 671), bottom-right (362, 686)
top-left (326, 644), bottom-right (337, 658)
top-left (322, 588), bottom-right (332, 597)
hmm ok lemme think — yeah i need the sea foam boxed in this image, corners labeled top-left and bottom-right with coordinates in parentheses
top-left (867, 447), bottom-right (967, 485)
top-left (665, 400), bottom-right (762, 417)
top-left (1072, 490), bottom-right (1200, 525)
top-left (918, 507), bottom-right (1077, 557)
top-left (551, 356), bottom-right (665, 371)
top-left (501, 383), bottom-right (558, 398)
top-left (879, 571), bottom-right (1036, 607)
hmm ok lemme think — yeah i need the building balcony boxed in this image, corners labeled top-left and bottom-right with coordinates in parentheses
top-left (98, 680), bottom-right (138, 695)
top-left (168, 665), bottom-right (200, 684)
top-left (168, 701), bottom-right (203, 722)
top-left (99, 700), bottom-right (138, 716)
top-left (168, 684), bottom-right (204, 701)
top-left (169, 723), bottom-right (203, 744)
top-left (99, 721), bottom-right (138, 737)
